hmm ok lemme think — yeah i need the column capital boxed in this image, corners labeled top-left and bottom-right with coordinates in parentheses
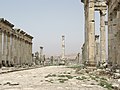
top-left (6, 32), bottom-right (10, 37)
top-left (100, 10), bottom-right (106, 16)
top-left (0, 29), bottom-right (2, 33)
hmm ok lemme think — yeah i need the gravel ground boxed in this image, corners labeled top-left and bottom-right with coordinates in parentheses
top-left (0, 66), bottom-right (107, 90)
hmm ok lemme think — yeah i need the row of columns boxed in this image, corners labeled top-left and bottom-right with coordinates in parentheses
top-left (0, 18), bottom-right (33, 67)
top-left (82, 0), bottom-right (107, 66)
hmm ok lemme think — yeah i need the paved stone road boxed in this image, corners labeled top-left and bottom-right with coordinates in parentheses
top-left (0, 66), bottom-right (107, 90)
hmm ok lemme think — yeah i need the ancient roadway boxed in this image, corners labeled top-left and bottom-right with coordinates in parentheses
top-left (0, 66), bottom-right (107, 90)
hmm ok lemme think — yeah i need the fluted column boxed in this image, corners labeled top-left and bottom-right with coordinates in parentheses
top-left (14, 36), bottom-right (17, 65)
top-left (116, 8), bottom-right (120, 64)
top-left (95, 35), bottom-right (100, 66)
top-left (62, 35), bottom-right (65, 59)
top-left (24, 40), bottom-right (27, 64)
top-left (0, 29), bottom-right (2, 67)
top-left (29, 42), bottom-right (33, 64)
top-left (3, 31), bottom-right (7, 66)
top-left (40, 46), bottom-right (43, 64)
top-left (28, 42), bottom-right (30, 64)
top-left (10, 34), bottom-right (14, 66)
top-left (26, 41), bottom-right (28, 64)
top-left (6, 32), bottom-right (10, 66)
top-left (88, 0), bottom-right (95, 66)
top-left (16, 36), bottom-right (19, 65)
top-left (18, 37), bottom-right (21, 65)
top-left (12, 35), bottom-right (16, 66)
top-left (100, 10), bottom-right (106, 63)
top-left (21, 38), bottom-right (23, 65)
top-left (23, 40), bottom-right (26, 64)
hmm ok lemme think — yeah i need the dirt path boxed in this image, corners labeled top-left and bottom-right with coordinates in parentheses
top-left (0, 66), bottom-right (107, 90)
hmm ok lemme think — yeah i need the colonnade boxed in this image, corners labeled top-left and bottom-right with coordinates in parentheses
top-left (0, 18), bottom-right (33, 67)
top-left (81, 0), bottom-right (107, 66)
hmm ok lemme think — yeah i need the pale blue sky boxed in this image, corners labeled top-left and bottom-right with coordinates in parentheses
top-left (0, 0), bottom-right (101, 57)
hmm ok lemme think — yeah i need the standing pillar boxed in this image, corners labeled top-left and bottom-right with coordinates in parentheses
top-left (21, 39), bottom-right (23, 64)
top-left (100, 10), bottom-right (106, 64)
top-left (6, 32), bottom-right (11, 66)
top-left (10, 34), bottom-right (14, 66)
top-left (39, 46), bottom-right (43, 64)
top-left (29, 43), bottom-right (32, 65)
top-left (18, 37), bottom-right (21, 65)
top-left (3, 31), bottom-right (7, 66)
top-left (12, 35), bottom-right (16, 66)
top-left (14, 36), bottom-right (17, 65)
top-left (95, 35), bottom-right (100, 66)
top-left (62, 35), bottom-right (65, 60)
top-left (0, 29), bottom-right (2, 67)
top-left (26, 41), bottom-right (30, 64)
top-left (116, 8), bottom-right (120, 65)
top-left (88, 0), bottom-right (95, 66)
top-left (23, 40), bottom-right (26, 64)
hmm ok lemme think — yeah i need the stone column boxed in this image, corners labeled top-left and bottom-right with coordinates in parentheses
top-left (39, 46), bottom-right (43, 64)
top-left (95, 35), bottom-right (100, 66)
top-left (23, 39), bottom-right (26, 64)
top-left (14, 36), bottom-right (17, 65)
top-left (0, 29), bottom-right (2, 67)
top-left (6, 32), bottom-right (11, 66)
top-left (100, 10), bottom-right (106, 64)
top-left (88, 0), bottom-right (95, 66)
top-left (116, 8), bottom-right (120, 65)
top-left (12, 34), bottom-right (16, 66)
top-left (3, 31), bottom-right (7, 66)
top-left (26, 42), bottom-right (29, 64)
top-left (21, 39), bottom-right (24, 65)
top-left (62, 35), bottom-right (65, 60)
top-left (29, 43), bottom-right (32, 65)
top-left (85, 4), bottom-right (89, 64)
top-left (18, 37), bottom-right (21, 65)
top-left (10, 34), bottom-right (14, 66)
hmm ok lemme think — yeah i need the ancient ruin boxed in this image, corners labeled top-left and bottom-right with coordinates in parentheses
top-left (0, 18), bottom-right (33, 67)
top-left (107, 0), bottom-right (120, 66)
top-left (61, 35), bottom-right (65, 60)
top-left (81, 0), bottom-right (107, 66)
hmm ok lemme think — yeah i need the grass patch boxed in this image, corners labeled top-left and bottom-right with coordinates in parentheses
top-left (100, 77), bottom-right (107, 81)
top-left (76, 76), bottom-right (87, 80)
top-left (67, 65), bottom-right (82, 69)
top-left (76, 77), bottom-right (84, 80)
top-left (45, 79), bottom-right (54, 83)
top-left (58, 74), bottom-right (73, 79)
top-left (58, 78), bottom-right (68, 83)
top-left (98, 80), bottom-right (113, 90)
top-left (45, 74), bottom-right (56, 78)
top-left (89, 75), bottom-right (99, 82)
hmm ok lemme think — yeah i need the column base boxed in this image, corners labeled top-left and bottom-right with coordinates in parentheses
top-left (87, 61), bottom-right (96, 67)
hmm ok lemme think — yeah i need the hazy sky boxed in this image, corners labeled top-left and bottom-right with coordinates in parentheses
top-left (0, 0), bottom-right (101, 57)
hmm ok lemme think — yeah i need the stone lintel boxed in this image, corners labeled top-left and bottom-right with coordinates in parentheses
top-left (81, 0), bottom-right (84, 3)
top-left (0, 18), bottom-right (14, 28)
top-left (95, 6), bottom-right (107, 11)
